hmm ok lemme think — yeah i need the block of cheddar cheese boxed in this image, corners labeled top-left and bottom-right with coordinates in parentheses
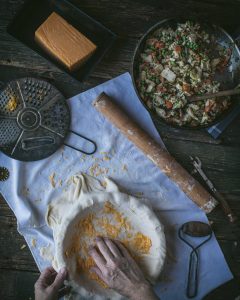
top-left (35, 12), bottom-right (97, 72)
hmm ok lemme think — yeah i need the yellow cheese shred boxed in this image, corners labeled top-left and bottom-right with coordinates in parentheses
top-left (77, 213), bottom-right (97, 237)
top-left (132, 232), bottom-right (152, 254)
top-left (5, 95), bottom-right (18, 112)
top-left (103, 201), bottom-right (132, 231)
top-left (77, 256), bottom-right (108, 288)
top-left (98, 217), bottom-right (121, 239)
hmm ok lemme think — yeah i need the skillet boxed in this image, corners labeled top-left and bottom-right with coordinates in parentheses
top-left (132, 18), bottom-right (240, 129)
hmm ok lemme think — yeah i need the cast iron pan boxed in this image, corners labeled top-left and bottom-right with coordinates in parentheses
top-left (132, 18), bottom-right (240, 130)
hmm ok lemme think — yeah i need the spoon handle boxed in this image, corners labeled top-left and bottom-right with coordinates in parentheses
top-left (188, 88), bottom-right (240, 102)
top-left (187, 249), bottom-right (199, 298)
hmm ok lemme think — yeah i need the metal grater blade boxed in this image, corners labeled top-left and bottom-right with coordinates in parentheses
top-left (0, 78), bottom-right (70, 161)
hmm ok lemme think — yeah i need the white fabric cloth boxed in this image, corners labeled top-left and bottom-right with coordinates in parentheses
top-left (0, 72), bottom-right (232, 299)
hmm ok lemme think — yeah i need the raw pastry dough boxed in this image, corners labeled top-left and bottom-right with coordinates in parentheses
top-left (46, 174), bottom-right (166, 300)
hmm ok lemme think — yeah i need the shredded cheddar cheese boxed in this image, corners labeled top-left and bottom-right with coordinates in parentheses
top-left (132, 232), bottom-right (152, 254)
top-left (77, 252), bottom-right (107, 288)
top-left (49, 173), bottom-right (56, 188)
top-left (98, 217), bottom-right (121, 239)
top-left (103, 201), bottom-right (132, 231)
top-left (66, 201), bottom-right (152, 289)
top-left (6, 95), bottom-right (18, 112)
top-left (77, 213), bottom-right (97, 237)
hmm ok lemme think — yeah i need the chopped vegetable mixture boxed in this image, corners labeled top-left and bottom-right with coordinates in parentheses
top-left (137, 21), bottom-right (232, 126)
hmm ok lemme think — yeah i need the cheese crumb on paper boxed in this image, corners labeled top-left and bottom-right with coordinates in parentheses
top-left (122, 164), bottom-right (128, 172)
top-left (102, 156), bottom-right (110, 161)
top-left (49, 173), bottom-right (56, 188)
top-left (40, 244), bottom-right (54, 262)
top-left (100, 180), bottom-right (107, 189)
top-left (89, 164), bottom-right (109, 177)
top-left (31, 238), bottom-right (37, 248)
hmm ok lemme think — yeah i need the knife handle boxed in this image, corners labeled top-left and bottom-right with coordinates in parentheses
top-left (214, 190), bottom-right (238, 223)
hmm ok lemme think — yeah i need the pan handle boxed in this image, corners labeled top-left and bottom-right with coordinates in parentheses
top-left (64, 130), bottom-right (97, 155)
top-left (232, 29), bottom-right (240, 48)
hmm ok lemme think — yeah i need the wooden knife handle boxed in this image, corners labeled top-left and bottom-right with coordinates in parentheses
top-left (93, 92), bottom-right (218, 213)
top-left (214, 190), bottom-right (238, 223)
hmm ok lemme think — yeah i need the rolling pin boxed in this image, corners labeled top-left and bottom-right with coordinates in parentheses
top-left (93, 92), bottom-right (217, 213)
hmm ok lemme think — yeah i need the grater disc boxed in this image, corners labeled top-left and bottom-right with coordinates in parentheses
top-left (0, 78), bottom-right (70, 161)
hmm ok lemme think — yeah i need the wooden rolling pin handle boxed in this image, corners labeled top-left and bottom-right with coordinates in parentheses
top-left (93, 92), bottom-right (218, 214)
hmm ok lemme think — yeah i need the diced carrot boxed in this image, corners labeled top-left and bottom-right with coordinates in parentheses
top-left (205, 105), bottom-right (210, 113)
top-left (165, 100), bottom-right (173, 109)
top-left (204, 79), bottom-right (211, 84)
top-left (160, 76), bottom-right (165, 83)
top-left (217, 58), bottom-right (229, 72)
top-left (157, 85), bottom-right (166, 92)
top-left (155, 41), bottom-right (165, 49)
top-left (217, 50), bottom-right (232, 72)
top-left (205, 103), bottom-right (214, 113)
top-left (195, 54), bottom-right (201, 62)
top-left (182, 83), bottom-right (191, 93)
top-left (175, 45), bottom-right (181, 53)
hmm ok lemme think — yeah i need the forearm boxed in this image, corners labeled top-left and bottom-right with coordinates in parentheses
top-left (129, 283), bottom-right (159, 300)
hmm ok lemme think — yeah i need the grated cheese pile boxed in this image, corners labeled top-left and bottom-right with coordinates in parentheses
top-left (65, 201), bottom-right (152, 288)
top-left (5, 95), bottom-right (18, 112)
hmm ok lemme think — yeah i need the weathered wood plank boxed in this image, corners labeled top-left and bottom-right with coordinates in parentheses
top-left (0, 196), bottom-right (38, 272)
top-left (0, 269), bottom-right (38, 300)
top-left (203, 279), bottom-right (240, 300)
top-left (161, 138), bottom-right (240, 192)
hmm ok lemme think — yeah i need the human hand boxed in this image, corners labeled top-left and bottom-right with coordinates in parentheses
top-left (34, 266), bottom-right (69, 300)
top-left (89, 237), bottom-right (159, 300)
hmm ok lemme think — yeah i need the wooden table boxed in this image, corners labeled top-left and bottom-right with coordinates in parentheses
top-left (0, 0), bottom-right (240, 299)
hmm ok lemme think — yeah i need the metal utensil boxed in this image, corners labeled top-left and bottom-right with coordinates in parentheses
top-left (190, 156), bottom-right (237, 223)
top-left (179, 221), bottom-right (213, 298)
top-left (0, 77), bottom-right (97, 161)
top-left (187, 88), bottom-right (240, 102)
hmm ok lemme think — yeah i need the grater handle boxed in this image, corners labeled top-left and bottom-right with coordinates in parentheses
top-left (64, 130), bottom-right (97, 155)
